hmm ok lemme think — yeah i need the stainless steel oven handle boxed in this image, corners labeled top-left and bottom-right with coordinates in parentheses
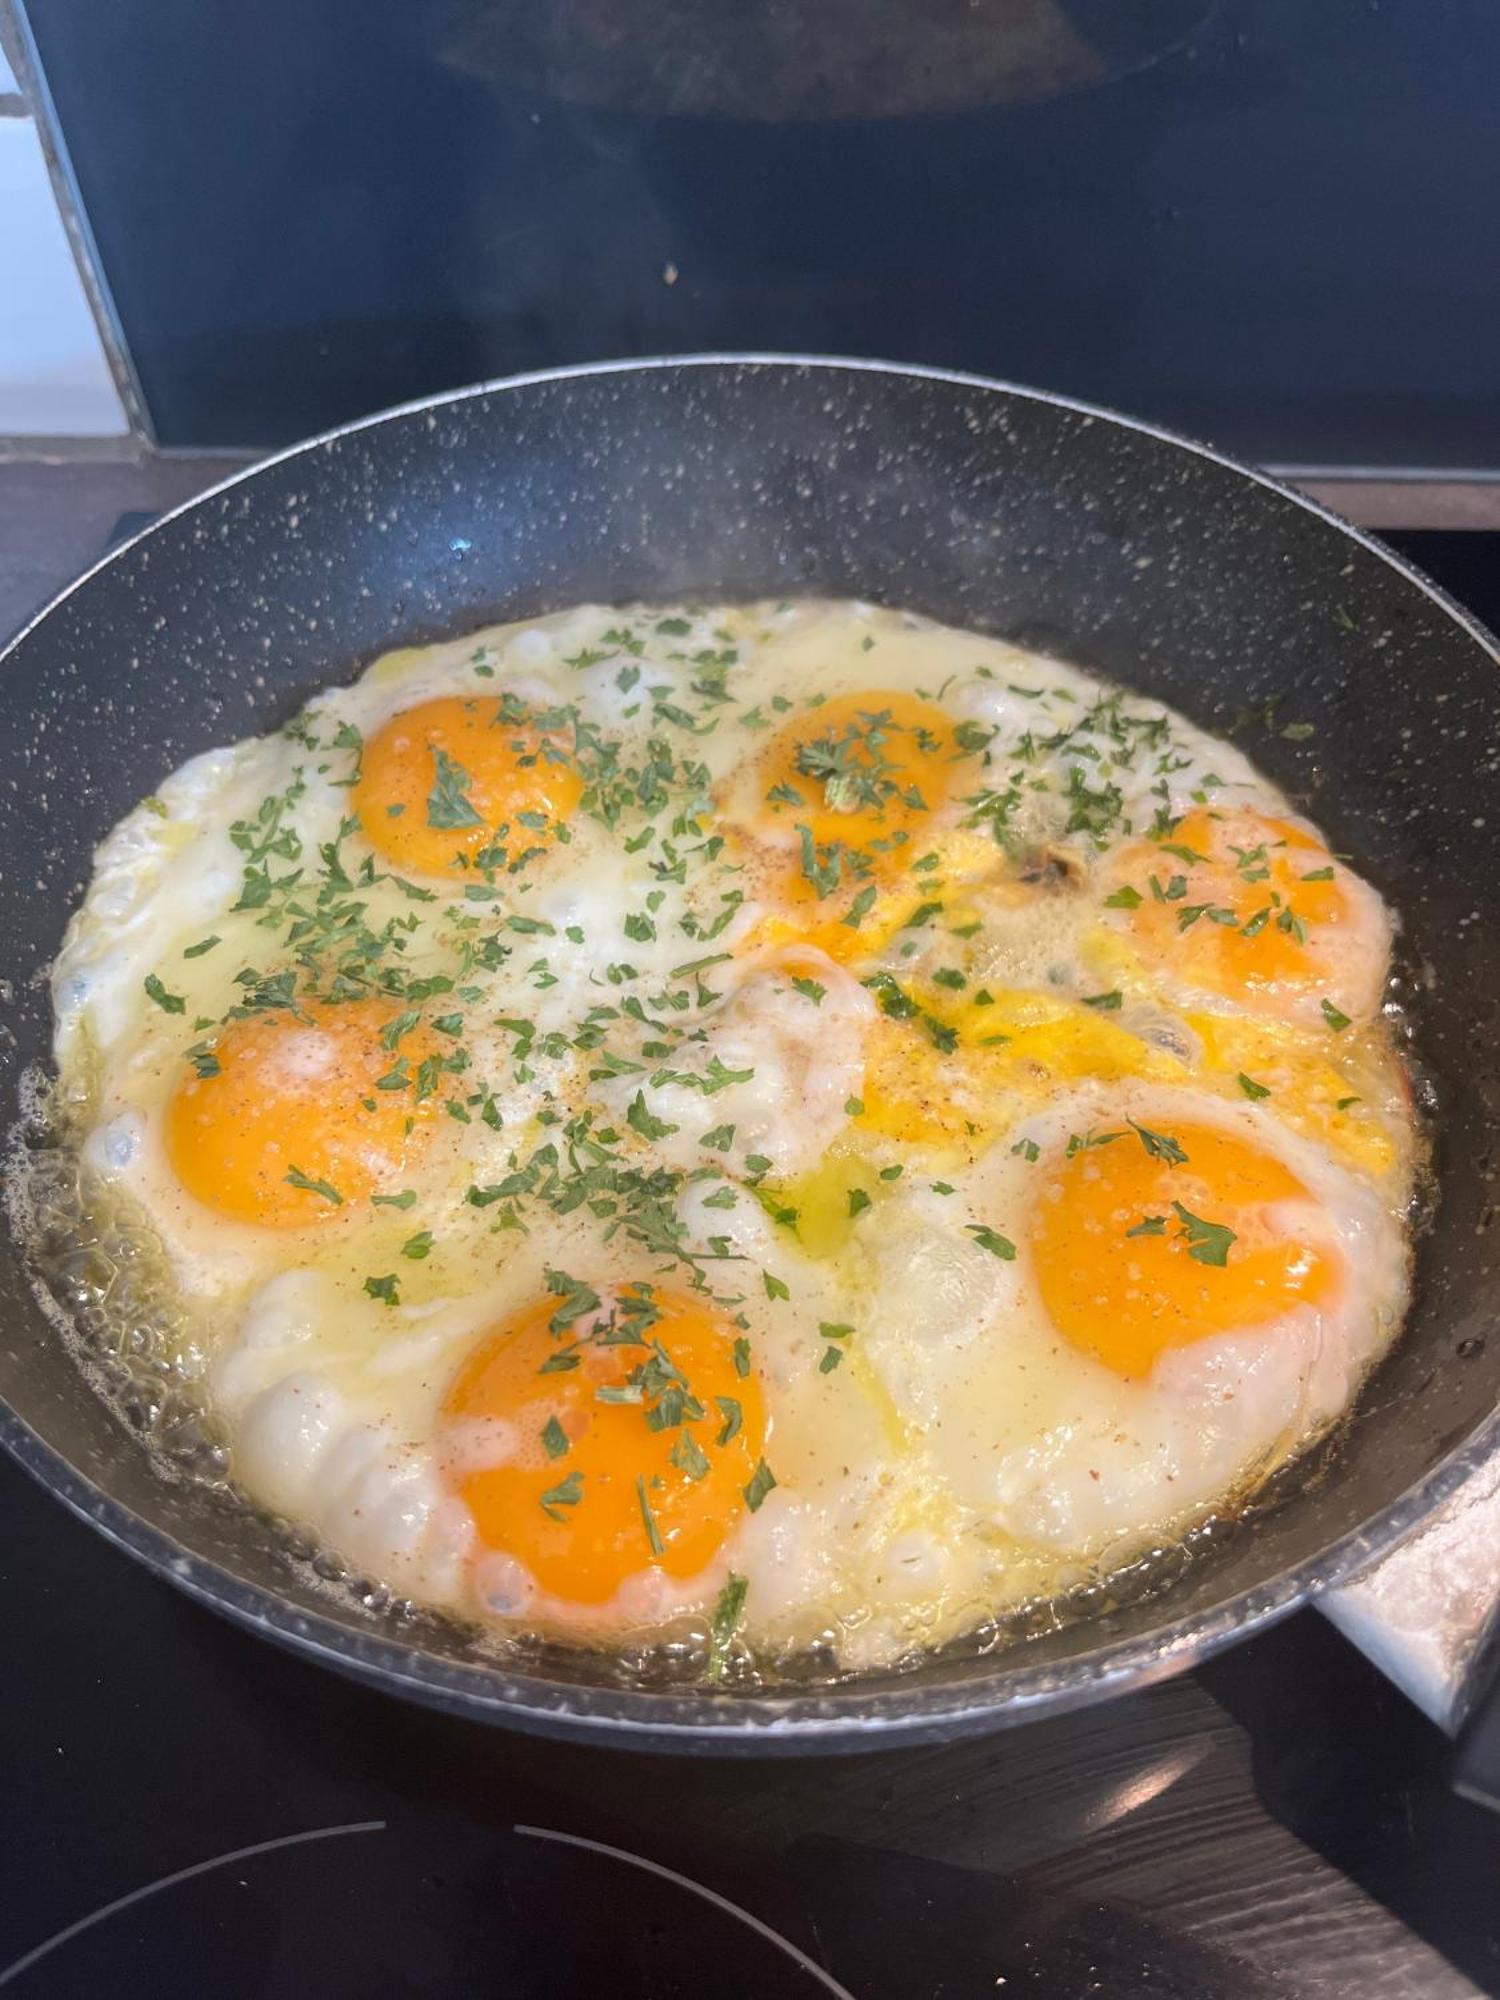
top-left (1321, 1451), bottom-right (1500, 1744)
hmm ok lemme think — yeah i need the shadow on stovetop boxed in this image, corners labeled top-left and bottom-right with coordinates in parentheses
top-left (1197, 1612), bottom-right (1500, 1995)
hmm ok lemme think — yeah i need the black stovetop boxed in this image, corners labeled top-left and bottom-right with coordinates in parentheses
top-left (3, 530), bottom-right (1499, 2000)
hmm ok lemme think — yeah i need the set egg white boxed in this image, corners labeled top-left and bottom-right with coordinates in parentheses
top-left (38, 598), bottom-right (1418, 1672)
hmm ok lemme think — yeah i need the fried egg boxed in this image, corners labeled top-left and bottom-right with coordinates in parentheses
top-left (1097, 805), bottom-right (1391, 1031)
top-left (32, 598), bottom-right (1421, 1677)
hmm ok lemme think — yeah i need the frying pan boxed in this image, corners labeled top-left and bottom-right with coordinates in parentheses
top-left (3, 356), bottom-right (1499, 1755)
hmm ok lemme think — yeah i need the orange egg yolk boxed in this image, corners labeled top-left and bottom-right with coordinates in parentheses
top-left (353, 695), bottom-right (583, 877)
top-left (1030, 1119), bottom-right (1338, 1377)
top-left (164, 998), bottom-right (435, 1226)
top-left (1108, 808), bottom-right (1347, 1008)
top-left (442, 1286), bottom-right (767, 1607)
top-left (746, 690), bottom-right (972, 954)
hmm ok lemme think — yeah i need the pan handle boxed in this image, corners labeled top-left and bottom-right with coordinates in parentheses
top-left (1320, 1452), bottom-right (1500, 1780)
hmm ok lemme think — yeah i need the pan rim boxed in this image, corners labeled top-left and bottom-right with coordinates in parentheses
top-left (6, 350), bottom-right (1500, 691)
top-left (3, 351), bottom-right (1498, 1746)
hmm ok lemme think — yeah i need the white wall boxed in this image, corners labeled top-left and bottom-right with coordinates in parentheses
top-left (0, 50), bottom-right (129, 436)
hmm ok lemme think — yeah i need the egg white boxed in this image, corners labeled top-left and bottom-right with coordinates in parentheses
top-left (39, 599), bottom-right (1419, 1671)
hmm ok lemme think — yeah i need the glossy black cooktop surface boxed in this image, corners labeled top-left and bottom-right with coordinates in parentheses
top-left (3, 530), bottom-right (1499, 2000)
top-left (21, 0), bottom-right (1500, 466)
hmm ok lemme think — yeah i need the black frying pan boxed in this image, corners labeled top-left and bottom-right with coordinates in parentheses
top-left (3, 357), bottom-right (1499, 1754)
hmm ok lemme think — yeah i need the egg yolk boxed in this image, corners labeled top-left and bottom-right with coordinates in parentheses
top-left (353, 695), bottom-right (583, 877)
top-left (1030, 1119), bottom-right (1338, 1377)
top-left (858, 987), bottom-right (1188, 1155)
top-left (745, 691), bottom-right (977, 956)
top-left (1106, 808), bottom-right (1348, 1013)
top-left (164, 998), bottom-right (435, 1226)
top-left (442, 1286), bottom-right (767, 1607)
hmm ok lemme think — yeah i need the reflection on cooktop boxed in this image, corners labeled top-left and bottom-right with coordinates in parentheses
top-left (0, 1814), bottom-right (862, 1998)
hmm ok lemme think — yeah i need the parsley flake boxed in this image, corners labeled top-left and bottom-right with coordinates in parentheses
top-left (540, 1469), bottom-right (584, 1520)
top-left (426, 747), bottom-right (485, 830)
top-left (1128, 1119), bottom-right (1188, 1166)
top-left (541, 1415), bottom-right (569, 1460)
top-left (707, 1573), bottom-right (747, 1680)
top-left (636, 1475), bottom-right (665, 1555)
top-left (144, 973), bottom-right (186, 1014)
top-left (627, 1090), bottom-right (679, 1141)
top-left (967, 1224), bottom-right (1016, 1260)
top-left (1171, 1202), bottom-right (1236, 1266)
top-left (285, 1166), bottom-right (342, 1205)
top-left (670, 1431), bottom-right (711, 1481)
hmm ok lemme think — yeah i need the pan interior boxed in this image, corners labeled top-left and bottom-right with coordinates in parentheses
top-left (1, 360), bottom-right (1497, 1738)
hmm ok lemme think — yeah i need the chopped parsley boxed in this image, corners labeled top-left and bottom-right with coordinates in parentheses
top-left (967, 1224), bottom-right (1016, 1260)
top-left (1128, 1119), bottom-right (1188, 1166)
top-left (1171, 1202), bottom-right (1236, 1266)
top-left (544, 1269), bottom-right (602, 1334)
top-left (707, 1573), bottom-right (748, 1680)
top-left (425, 747), bottom-right (485, 829)
top-left (540, 1469), bottom-right (584, 1521)
top-left (144, 973), bottom-right (186, 1014)
top-left (541, 1415), bottom-right (569, 1459)
top-left (627, 1090), bottom-right (679, 1141)
top-left (636, 1474), bottom-right (665, 1555)
top-left (715, 1395), bottom-right (743, 1444)
top-left (284, 1166), bottom-right (342, 1205)
top-left (666, 1429), bottom-right (709, 1481)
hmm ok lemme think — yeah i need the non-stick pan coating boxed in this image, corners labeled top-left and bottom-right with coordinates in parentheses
top-left (2, 358), bottom-right (1498, 1750)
